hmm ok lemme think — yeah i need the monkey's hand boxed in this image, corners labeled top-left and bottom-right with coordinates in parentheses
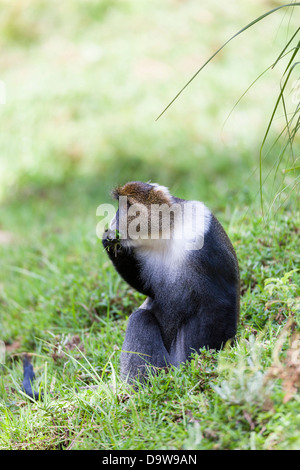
top-left (102, 229), bottom-right (123, 258)
top-left (102, 229), bottom-right (150, 296)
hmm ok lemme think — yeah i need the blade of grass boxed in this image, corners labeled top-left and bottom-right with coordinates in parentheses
top-left (222, 39), bottom-right (299, 136)
top-left (259, 57), bottom-right (299, 215)
top-left (0, 264), bottom-right (48, 282)
top-left (272, 26), bottom-right (300, 69)
top-left (156, 3), bottom-right (300, 121)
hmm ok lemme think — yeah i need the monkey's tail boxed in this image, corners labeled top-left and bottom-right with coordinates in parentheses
top-left (22, 354), bottom-right (42, 400)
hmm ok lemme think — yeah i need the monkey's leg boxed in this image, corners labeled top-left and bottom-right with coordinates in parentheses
top-left (120, 307), bottom-right (170, 383)
top-left (169, 305), bottom-right (237, 367)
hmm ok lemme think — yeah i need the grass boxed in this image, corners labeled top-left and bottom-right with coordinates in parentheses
top-left (0, 0), bottom-right (299, 450)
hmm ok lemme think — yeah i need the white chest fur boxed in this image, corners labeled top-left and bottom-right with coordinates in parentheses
top-left (134, 201), bottom-right (212, 281)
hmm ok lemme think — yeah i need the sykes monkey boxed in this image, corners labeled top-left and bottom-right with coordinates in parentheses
top-left (103, 181), bottom-right (239, 382)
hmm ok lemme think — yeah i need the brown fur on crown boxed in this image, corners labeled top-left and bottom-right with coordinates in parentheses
top-left (112, 181), bottom-right (172, 206)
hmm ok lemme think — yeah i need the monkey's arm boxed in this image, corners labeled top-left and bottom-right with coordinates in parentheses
top-left (102, 232), bottom-right (152, 297)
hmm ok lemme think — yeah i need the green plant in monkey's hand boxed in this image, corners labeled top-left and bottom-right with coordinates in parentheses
top-left (103, 230), bottom-right (123, 257)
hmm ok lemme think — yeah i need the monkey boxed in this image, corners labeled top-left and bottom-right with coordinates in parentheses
top-left (18, 181), bottom-right (238, 396)
top-left (102, 181), bottom-right (240, 383)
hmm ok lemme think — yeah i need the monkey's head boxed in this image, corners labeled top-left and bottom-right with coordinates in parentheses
top-left (112, 181), bottom-right (172, 206)
top-left (108, 181), bottom-right (176, 247)
top-left (104, 181), bottom-right (206, 252)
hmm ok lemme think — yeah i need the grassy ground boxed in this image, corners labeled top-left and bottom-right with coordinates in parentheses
top-left (0, 0), bottom-right (299, 450)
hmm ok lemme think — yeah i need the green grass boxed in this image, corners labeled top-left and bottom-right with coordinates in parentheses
top-left (0, 0), bottom-right (299, 450)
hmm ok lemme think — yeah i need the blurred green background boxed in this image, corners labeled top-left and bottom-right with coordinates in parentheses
top-left (0, 0), bottom-right (298, 214)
